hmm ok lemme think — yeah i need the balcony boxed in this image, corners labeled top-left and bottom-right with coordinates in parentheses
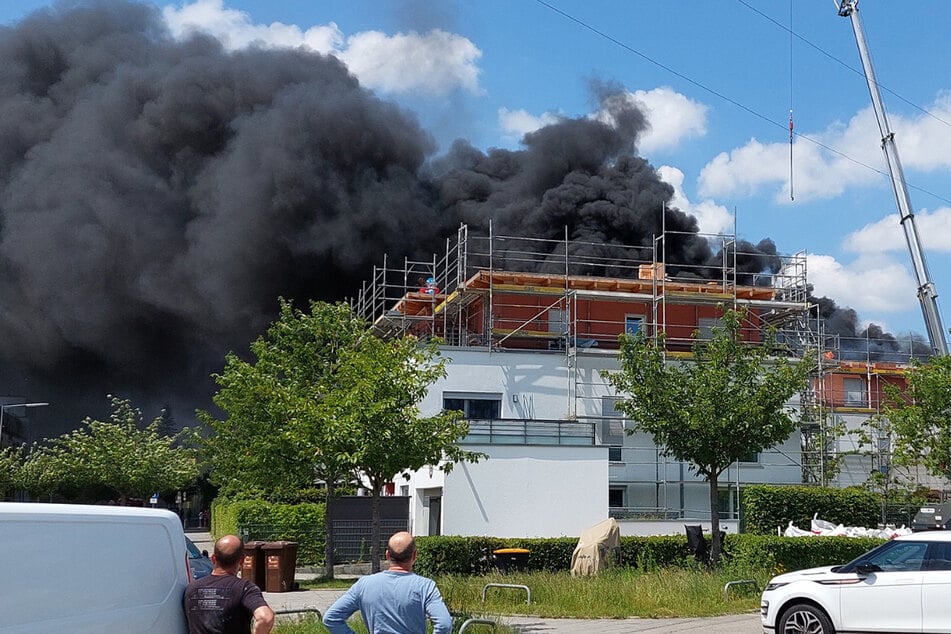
top-left (461, 418), bottom-right (596, 446)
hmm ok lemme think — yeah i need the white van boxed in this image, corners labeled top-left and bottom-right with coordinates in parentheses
top-left (0, 503), bottom-right (189, 633)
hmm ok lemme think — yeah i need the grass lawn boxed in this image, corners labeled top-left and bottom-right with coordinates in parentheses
top-left (275, 565), bottom-right (767, 633)
top-left (438, 566), bottom-right (766, 619)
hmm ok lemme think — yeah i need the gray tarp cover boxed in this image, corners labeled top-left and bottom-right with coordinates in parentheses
top-left (570, 518), bottom-right (620, 576)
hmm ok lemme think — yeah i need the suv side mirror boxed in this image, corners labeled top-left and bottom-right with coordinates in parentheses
top-left (856, 562), bottom-right (881, 575)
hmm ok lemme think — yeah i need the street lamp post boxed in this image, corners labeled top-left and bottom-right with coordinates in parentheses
top-left (0, 402), bottom-right (50, 449)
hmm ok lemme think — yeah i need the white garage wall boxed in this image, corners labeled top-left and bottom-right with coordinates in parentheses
top-left (440, 444), bottom-right (608, 538)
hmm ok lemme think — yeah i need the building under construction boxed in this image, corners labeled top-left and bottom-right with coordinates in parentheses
top-left (352, 224), bottom-right (934, 535)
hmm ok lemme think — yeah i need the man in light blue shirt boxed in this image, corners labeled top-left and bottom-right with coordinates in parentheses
top-left (323, 531), bottom-right (453, 634)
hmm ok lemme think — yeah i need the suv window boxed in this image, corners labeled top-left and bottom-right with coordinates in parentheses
top-left (840, 539), bottom-right (929, 573)
top-left (924, 541), bottom-right (951, 571)
top-left (868, 541), bottom-right (927, 572)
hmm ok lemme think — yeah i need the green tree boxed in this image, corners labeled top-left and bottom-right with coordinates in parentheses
top-left (0, 447), bottom-right (21, 499)
top-left (202, 299), bottom-right (481, 574)
top-left (852, 413), bottom-right (920, 525)
top-left (200, 299), bottom-right (367, 578)
top-left (42, 396), bottom-right (199, 504)
top-left (884, 353), bottom-right (951, 483)
top-left (157, 405), bottom-right (177, 438)
top-left (605, 308), bottom-right (813, 563)
top-left (324, 333), bottom-right (483, 572)
top-left (17, 442), bottom-right (77, 501)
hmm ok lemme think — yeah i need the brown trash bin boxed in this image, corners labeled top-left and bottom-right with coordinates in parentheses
top-left (262, 541), bottom-right (298, 593)
top-left (241, 541), bottom-right (266, 589)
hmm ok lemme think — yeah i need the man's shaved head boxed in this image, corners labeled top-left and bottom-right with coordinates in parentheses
top-left (214, 535), bottom-right (245, 569)
top-left (386, 531), bottom-right (416, 565)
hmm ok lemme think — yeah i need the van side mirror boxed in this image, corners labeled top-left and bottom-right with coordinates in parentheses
top-left (202, 550), bottom-right (209, 557)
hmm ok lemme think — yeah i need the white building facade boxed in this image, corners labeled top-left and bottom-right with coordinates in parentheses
top-left (358, 226), bottom-right (818, 538)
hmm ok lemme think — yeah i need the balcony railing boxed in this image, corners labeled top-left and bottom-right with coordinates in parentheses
top-left (462, 418), bottom-right (596, 446)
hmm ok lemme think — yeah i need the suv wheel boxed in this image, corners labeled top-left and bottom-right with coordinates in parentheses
top-left (778, 603), bottom-right (834, 634)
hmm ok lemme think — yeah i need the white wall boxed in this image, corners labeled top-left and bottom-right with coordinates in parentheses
top-left (422, 349), bottom-right (572, 419)
top-left (409, 346), bottom-right (809, 535)
top-left (441, 444), bottom-right (608, 538)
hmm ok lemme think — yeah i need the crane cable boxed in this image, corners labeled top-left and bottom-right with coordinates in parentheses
top-left (533, 0), bottom-right (951, 208)
top-left (789, 0), bottom-right (794, 201)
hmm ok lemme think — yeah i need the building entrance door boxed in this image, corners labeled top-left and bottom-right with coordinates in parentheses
top-left (428, 496), bottom-right (442, 536)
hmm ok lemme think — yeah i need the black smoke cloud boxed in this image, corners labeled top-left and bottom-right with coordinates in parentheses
top-left (0, 1), bottom-right (908, 437)
top-left (811, 293), bottom-right (930, 361)
top-left (0, 1), bottom-right (446, 433)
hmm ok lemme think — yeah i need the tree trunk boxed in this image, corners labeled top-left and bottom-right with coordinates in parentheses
top-left (369, 487), bottom-right (382, 573)
top-left (324, 482), bottom-right (335, 580)
top-left (708, 472), bottom-right (721, 565)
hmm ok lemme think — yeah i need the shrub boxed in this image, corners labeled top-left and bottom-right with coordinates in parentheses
top-left (212, 499), bottom-right (326, 566)
top-left (743, 485), bottom-right (880, 534)
top-left (727, 534), bottom-right (883, 574)
top-left (414, 532), bottom-right (881, 576)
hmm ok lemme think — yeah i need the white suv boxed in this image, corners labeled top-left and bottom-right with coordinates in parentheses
top-left (761, 530), bottom-right (951, 634)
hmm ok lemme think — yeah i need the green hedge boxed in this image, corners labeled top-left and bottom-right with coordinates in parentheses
top-left (414, 533), bottom-right (884, 576)
top-left (212, 499), bottom-right (326, 567)
top-left (415, 536), bottom-right (579, 575)
top-left (743, 485), bottom-right (880, 535)
top-left (207, 493), bottom-right (887, 574)
top-left (727, 534), bottom-right (883, 573)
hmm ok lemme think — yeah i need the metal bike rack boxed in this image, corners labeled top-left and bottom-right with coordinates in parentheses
top-left (459, 617), bottom-right (499, 633)
top-left (273, 607), bottom-right (323, 618)
top-left (482, 582), bottom-right (531, 605)
top-left (723, 579), bottom-right (760, 600)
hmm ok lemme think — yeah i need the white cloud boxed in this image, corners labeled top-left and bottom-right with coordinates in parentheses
top-left (844, 206), bottom-right (951, 254)
top-left (698, 93), bottom-right (951, 202)
top-left (698, 138), bottom-right (792, 201)
top-left (808, 253), bottom-right (917, 314)
top-left (891, 92), bottom-right (951, 172)
top-left (625, 87), bottom-right (708, 154)
top-left (162, 0), bottom-right (482, 95)
top-left (593, 87), bottom-right (707, 154)
top-left (502, 87), bottom-right (706, 152)
top-left (497, 108), bottom-right (561, 141)
top-left (339, 30), bottom-right (481, 96)
top-left (162, 0), bottom-right (341, 52)
top-left (698, 112), bottom-right (879, 202)
top-left (657, 165), bottom-right (733, 235)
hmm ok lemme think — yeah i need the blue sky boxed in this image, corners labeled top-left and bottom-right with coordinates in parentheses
top-left (3, 0), bottom-right (951, 341)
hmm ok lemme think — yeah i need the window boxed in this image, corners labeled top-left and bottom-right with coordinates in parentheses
top-left (739, 452), bottom-right (760, 464)
top-left (608, 446), bottom-right (623, 462)
top-left (697, 317), bottom-right (721, 341)
top-left (443, 394), bottom-right (501, 419)
top-left (609, 487), bottom-right (625, 508)
top-left (548, 308), bottom-right (568, 335)
top-left (924, 541), bottom-right (951, 571)
top-left (718, 487), bottom-right (738, 519)
top-left (601, 397), bottom-right (625, 445)
top-left (843, 377), bottom-right (867, 406)
top-left (624, 314), bottom-right (643, 335)
top-left (864, 540), bottom-right (927, 572)
top-left (602, 396), bottom-right (623, 418)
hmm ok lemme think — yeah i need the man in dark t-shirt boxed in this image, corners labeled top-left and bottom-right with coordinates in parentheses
top-left (184, 535), bottom-right (274, 634)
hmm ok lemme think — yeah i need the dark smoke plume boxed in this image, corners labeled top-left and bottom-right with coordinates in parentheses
top-left (811, 293), bottom-right (930, 362)
top-left (0, 1), bottom-right (913, 438)
top-left (0, 1), bottom-right (445, 434)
